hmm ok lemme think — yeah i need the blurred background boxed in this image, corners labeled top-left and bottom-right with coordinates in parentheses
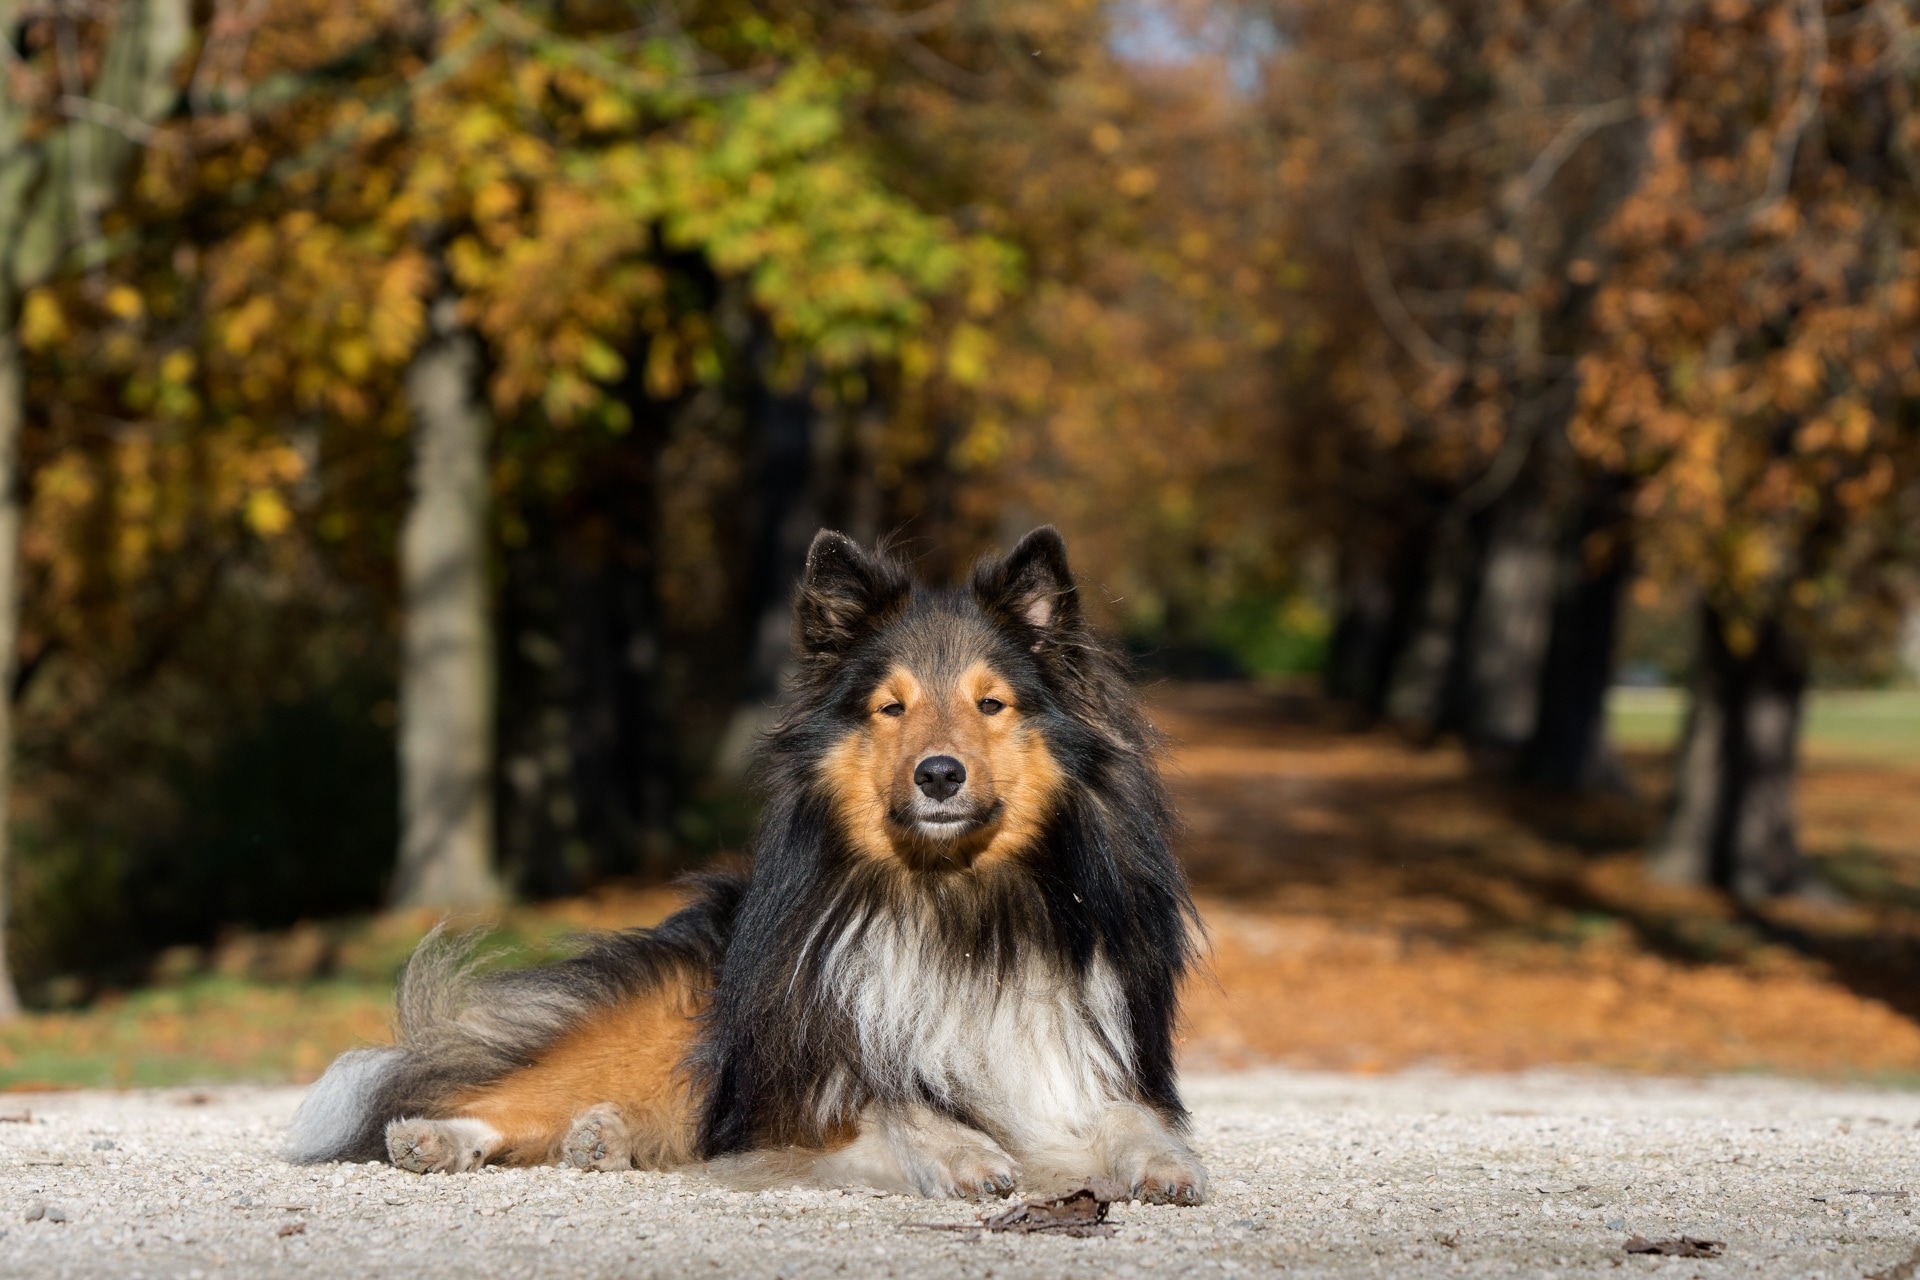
top-left (1, 0), bottom-right (1918, 1086)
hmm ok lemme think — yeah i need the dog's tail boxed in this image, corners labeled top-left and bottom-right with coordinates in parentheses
top-left (284, 871), bottom-right (747, 1164)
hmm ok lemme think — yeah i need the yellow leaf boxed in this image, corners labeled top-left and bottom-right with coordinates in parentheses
top-left (160, 349), bottom-right (197, 385)
top-left (104, 285), bottom-right (145, 321)
top-left (245, 489), bottom-right (292, 537)
top-left (20, 291), bottom-right (67, 350)
top-left (945, 323), bottom-right (993, 388)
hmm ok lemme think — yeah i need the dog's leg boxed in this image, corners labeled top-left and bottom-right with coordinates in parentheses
top-left (1090, 1102), bottom-right (1208, 1205)
top-left (385, 1117), bottom-right (502, 1174)
top-left (561, 1104), bottom-right (637, 1171)
top-left (799, 1104), bottom-right (1018, 1199)
top-left (882, 1104), bottom-right (1021, 1199)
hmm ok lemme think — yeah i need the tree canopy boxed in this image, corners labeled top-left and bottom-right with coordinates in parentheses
top-left (5, 0), bottom-right (1920, 999)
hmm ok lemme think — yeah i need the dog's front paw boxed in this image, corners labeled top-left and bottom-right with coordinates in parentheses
top-left (386, 1118), bottom-right (496, 1174)
top-left (562, 1105), bottom-right (635, 1172)
top-left (1121, 1147), bottom-right (1208, 1205)
top-left (920, 1139), bottom-right (1020, 1200)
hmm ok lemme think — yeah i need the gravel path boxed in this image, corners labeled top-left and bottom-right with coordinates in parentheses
top-left (4, 1069), bottom-right (1917, 1279)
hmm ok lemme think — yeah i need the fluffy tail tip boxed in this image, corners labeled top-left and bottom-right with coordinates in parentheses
top-left (283, 1047), bottom-right (403, 1164)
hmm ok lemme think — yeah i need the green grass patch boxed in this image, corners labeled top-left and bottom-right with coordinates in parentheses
top-left (0, 892), bottom-right (686, 1090)
top-left (0, 977), bottom-right (392, 1090)
top-left (1608, 687), bottom-right (1920, 761)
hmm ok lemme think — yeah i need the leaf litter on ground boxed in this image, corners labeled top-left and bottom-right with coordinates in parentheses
top-left (1624, 1235), bottom-right (1724, 1258)
top-left (907, 1180), bottom-right (1126, 1238)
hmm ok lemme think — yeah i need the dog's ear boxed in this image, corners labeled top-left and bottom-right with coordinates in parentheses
top-left (793, 530), bottom-right (906, 658)
top-left (974, 525), bottom-right (1081, 651)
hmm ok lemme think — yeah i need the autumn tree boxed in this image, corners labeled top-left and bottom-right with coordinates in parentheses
top-left (115, 0), bottom-right (1014, 899)
top-left (1256, 0), bottom-right (1678, 786)
top-left (792, 2), bottom-right (1292, 654)
top-left (1573, 0), bottom-right (1920, 898)
top-left (0, 0), bottom-right (191, 1016)
top-left (1263, 0), bottom-right (1920, 897)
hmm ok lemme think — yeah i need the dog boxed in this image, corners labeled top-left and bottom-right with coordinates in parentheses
top-left (286, 526), bottom-right (1207, 1202)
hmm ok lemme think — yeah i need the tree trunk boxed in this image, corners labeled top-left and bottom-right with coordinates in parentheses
top-left (495, 459), bottom-right (671, 897)
top-left (1654, 641), bottom-right (1725, 887)
top-left (0, 331), bottom-right (23, 1018)
top-left (1519, 483), bottom-right (1631, 789)
top-left (712, 355), bottom-right (819, 776)
top-left (1900, 602), bottom-right (1920, 685)
top-left (389, 298), bottom-right (501, 909)
top-left (496, 528), bottom-right (576, 898)
top-left (1384, 513), bottom-right (1478, 735)
top-left (1652, 605), bottom-right (1808, 900)
top-left (1326, 532), bottom-right (1427, 719)
top-left (1460, 473), bottom-right (1560, 762)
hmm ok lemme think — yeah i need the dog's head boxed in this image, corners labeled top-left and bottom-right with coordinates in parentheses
top-left (790, 527), bottom-right (1090, 873)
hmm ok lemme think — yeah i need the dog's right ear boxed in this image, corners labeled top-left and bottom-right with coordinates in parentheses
top-left (793, 530), bottom-right (906, 659)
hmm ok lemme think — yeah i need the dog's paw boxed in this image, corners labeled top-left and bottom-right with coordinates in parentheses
top-left (562, 1105), bottom-right (635, 1172)
top-left (1123, 1148), bottom-right (1208, 1206)
top-left (916, 1137), bottom-right (1021, 1200)
top-left (386, 1118), bottom-right (495, 1174)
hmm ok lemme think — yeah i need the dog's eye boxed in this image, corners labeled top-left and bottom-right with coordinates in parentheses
top-left (978, 698), bottom-right (1005, 715)
top-left (878, 702), bottom-right (905, 718)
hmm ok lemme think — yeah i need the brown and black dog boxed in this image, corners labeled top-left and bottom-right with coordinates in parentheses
top-left (287, 527), bottom-right (1206, 1202)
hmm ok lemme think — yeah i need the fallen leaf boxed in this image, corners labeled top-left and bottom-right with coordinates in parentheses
top-left (277, 1221), bottom-right (306, 1238)
top-left (1624, 1235), bottom-right (1724, 1258)
top-left (909, 1181), bottom-right (1128, 1238)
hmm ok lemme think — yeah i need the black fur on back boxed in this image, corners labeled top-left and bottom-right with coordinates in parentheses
top-left (293, 871), bottom-right (745, 1163)
top-left (692, 526), bottom-right (1198, 1156)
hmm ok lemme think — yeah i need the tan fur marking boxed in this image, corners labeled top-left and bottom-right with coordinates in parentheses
top-left (818, 660), bottom-right (1064, 872)
top-left (962, 662), bottom-right (1066, 867)
top-left (444, 978), bottom-right (703, 1168)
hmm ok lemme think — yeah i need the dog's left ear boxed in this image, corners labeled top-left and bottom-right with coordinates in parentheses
top-left (974, 525), bottom-right (1081, 650)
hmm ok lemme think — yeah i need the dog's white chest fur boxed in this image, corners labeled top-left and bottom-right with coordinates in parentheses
top-left (820, 914), bottom-right (1132, 1152)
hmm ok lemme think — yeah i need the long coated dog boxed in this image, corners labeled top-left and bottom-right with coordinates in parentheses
top-left (286, 526), bottom-right (1207, 1202)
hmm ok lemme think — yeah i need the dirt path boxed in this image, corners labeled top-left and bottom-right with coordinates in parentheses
top-left (5, 1072), bottom-right (1919, 1279)
top-left (1152, 684), bottom-right (1920, 1079)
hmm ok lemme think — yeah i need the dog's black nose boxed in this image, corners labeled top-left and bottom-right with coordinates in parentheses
top-left (914, 755), bottom-right (967, 801)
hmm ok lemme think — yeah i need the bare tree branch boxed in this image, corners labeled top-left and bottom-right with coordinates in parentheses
top-left (1500, 97), bottom-right (1638, 214)
top-left (1353, 227), bottom-right (1462, 374)
top-left (892, 31), bottom-right (995, 96)
top-left (854, 0), bottom-right (964, 38)
top-left (1713, 0), bottom-right (1828, 240)
top-left (1382, 98), bottom-right (1636, 245)
top-left (56, 92), bottom-right (186, 150)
